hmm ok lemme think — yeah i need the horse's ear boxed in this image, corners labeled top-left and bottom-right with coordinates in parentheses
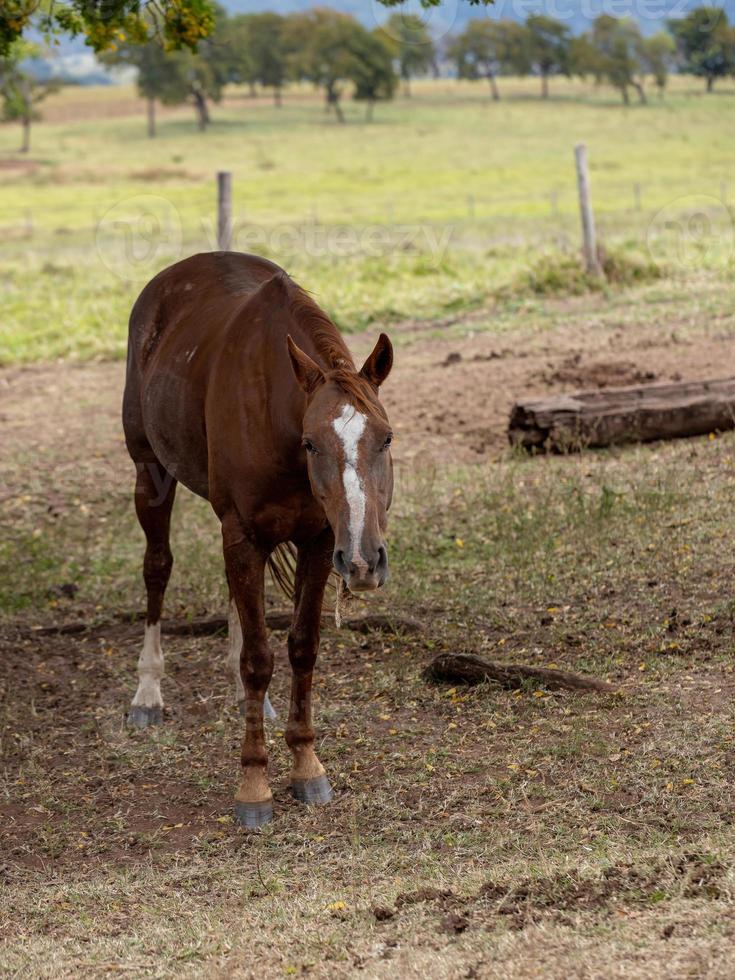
top-left (359, 333), bottom-right (393, 389)
top-left (287, 335), bottom-right (325, 395)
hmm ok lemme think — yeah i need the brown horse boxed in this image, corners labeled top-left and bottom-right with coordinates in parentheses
top-left (122, 251), bottom-right (394, 827)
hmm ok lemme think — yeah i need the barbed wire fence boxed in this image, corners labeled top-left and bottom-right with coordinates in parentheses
top-left (0, 156), bottom-right (731, 275)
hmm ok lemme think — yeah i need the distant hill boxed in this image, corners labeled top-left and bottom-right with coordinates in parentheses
top-left (28, 0), bottom-right (724, 84)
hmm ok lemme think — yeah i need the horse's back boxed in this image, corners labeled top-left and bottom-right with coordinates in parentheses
top-left (128, 252), bottom-right (285, 371)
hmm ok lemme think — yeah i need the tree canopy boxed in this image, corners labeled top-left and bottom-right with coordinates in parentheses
top-left (228, 13), bottom-right (288, 104)
top-left (102, 12), bottom-right (230, 131)
top-left (571, 15), bottom-right (647, 104)
top-left (1, 0), bottom-right (215, 57)
top-left (640, 32), bottom-right (676, 94)
top-left (349, 29), bottom-right (397, 118)
top-left (525, 15), bottom-right (571, 98)
top-left (378, 13), bottom-right (436, 95)
top-left (286, 9), bottom-right (396, 122)
top-left (0, 0), bottom-right (494, 58)
top-left (448, 20), bottom-right (529, 100)
top-left (668, 7), bottom-right (735, 91)
top-left (0, 40), bottom-right (57, 152)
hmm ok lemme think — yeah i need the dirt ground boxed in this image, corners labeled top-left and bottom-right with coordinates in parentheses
top-left (2, 289), bottom-right (733, 470)
top-left (2, 295), bottom-right (735, 977)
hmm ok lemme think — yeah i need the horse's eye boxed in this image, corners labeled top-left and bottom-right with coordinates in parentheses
top-left (303, 439), bottom-right (318, 455)
top-left (382, 434), bottom-right (393, 451)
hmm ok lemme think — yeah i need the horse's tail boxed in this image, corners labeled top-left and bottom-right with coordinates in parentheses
top-left (267, 543), bottom-right (297, 602)
top-left (267, 543), bottom-right (343, 614)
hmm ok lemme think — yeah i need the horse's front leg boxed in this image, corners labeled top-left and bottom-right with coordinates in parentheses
top-left (223, 521), bottom-right (274, 828)
top-left (286, 534), bottom-right (334, 805)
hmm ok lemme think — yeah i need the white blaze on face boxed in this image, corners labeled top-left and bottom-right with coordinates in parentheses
top-left (333, 403), bottom-right (368, 568)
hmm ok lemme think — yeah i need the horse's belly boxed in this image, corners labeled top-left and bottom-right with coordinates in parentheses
top-left (142, 368), bottom-right (210, 499)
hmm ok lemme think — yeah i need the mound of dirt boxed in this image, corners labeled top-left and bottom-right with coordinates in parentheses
top-left (0, 159), bottom-right (38, 174)
top-left (537, 354), bottom-right (657, 389)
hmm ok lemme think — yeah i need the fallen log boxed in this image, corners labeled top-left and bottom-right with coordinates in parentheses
top-left (424, 652), bottom-right (616, 693)
top-left (32, 611), bottom-right (422, 638)
top-left (161, 612), bottom-right (422, 635)
top-left (509, 376), bottom-right (735, 452)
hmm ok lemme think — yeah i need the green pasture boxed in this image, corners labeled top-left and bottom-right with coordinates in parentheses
top-left (2, 76), bottom-right (735, 364)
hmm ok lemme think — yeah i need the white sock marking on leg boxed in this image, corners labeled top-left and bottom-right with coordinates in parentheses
top-left (131, 622), bottom-right (164, 708)
top-left (229, 599), bottom-right (276, 719)
top-left (333, 404), bottom-right (367, 567)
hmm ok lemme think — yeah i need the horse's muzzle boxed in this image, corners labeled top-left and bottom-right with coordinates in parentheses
top-left (333, 545), bottom-right (388, 592)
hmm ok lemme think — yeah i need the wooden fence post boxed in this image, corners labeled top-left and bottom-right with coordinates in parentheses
top-left (574, 143), bottom-right (602, 276)
top-left (217, 171), bottom-right (232, 251)
top-left (147, 97), bottom-right (156, 139)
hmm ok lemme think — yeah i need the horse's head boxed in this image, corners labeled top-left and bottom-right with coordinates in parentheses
top-left (287, 333), bottom-right (394, 592)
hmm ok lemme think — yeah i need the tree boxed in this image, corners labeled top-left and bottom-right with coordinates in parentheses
top-left (524, 15), bottom-right (571, 98)
top-left (247, 13), bottom-right (287, 105)
top-left (0, 42), bottom-right (57, 153)
top-left (574, 16), bottom-right (646, 105)
top-left (569, 35), bottom-right (602, 84)
top-left (1, 0), bottom-right (216, 57)
top-left (218, 15), bottom-right (255, 97)
top-left (668, 8), bottom-right (735, 92)
top-left (286, 9), bottom-right (356, 122)
top-left (228, 13), bottom-right (287, 105)
top-left (350, 30), bottom-right (397, 120)
top-left (3, 0), bottom-right (494, 58)
top-left (379, 12), bottom-right (436, 96)
top-left (448, 20), bottom-right (529, 101)
top-left (640, 32), bottom-right (676, 97)
top-left (104, 31), bottom-right (227, 133)
top-left (285, 10), bottom-right (396, 124)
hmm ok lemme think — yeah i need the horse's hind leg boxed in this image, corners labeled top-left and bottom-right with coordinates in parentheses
top-left (223, 524), bottom-right (274, 828)
top-left (228, 598), bottom-right (277, 721)
top-left (128, 460), bottom-right (177, 729)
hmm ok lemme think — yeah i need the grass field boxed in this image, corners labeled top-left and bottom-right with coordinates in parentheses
top-left (2, 77), bottom-right (735, 977)
top-left (3, 373), bottom-right (735, 976)
top-left (2, 76), bottom-right (735, 363)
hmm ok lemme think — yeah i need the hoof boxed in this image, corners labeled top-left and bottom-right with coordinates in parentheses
top-left (238, 694), bottom-right (277, 721)
top-left (234, 798), bottom-right (273, 828)
top-left (290, 775), bottom-right (333, 805)
top-left (127, 705), bottom-right (163, 729)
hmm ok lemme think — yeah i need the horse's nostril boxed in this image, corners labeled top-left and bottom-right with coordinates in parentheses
top-left (333, 549), bottom-right (349, 577)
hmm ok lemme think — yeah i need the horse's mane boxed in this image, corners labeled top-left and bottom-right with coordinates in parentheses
top-left (283, 278), bottom-right (354, 368)
top-left (282, 276), bottom-right (386, 419)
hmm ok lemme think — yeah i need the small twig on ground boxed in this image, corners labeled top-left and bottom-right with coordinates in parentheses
top-left (255, 849), bottom-right (274, 897)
